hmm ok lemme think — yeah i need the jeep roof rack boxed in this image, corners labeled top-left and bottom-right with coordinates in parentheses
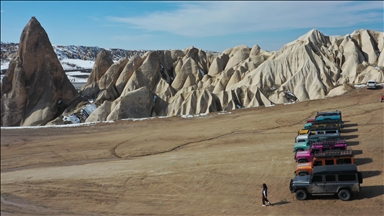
top-left (309, 125), bottom-right (339, 131)
top-left (314, 149), bottom-right (353, 158)
top-left (316, 110), bottom-right (341, 117)
top-left (308, 136), bottom-right (341, 142)
top-left (308, 139), bottom-right (342, 144)
top-left (310, 139), bottom-right (347, 146)
top-left (312, 119), bottom-right (340, 124)
top-left (313, 164), bottom-right (357, 175)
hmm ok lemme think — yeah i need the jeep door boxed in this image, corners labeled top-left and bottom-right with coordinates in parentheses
top-left (309, 175), bottom-right (326, 194)
top-left (323, 174), bottom-right (338, 193)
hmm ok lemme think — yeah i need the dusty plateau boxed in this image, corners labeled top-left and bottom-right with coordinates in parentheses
top-left (1, 87), bottom-right (383, 215)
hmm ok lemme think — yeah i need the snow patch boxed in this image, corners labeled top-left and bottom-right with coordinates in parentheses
top-left (0, 121), bottom-right (115, 129)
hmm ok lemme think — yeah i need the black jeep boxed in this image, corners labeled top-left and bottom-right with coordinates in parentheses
top-left (289, 164), bottom-right (362, 201)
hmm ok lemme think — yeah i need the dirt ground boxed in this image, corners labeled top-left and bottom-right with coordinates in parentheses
top-left (1, 87), bottom-right (383, 215)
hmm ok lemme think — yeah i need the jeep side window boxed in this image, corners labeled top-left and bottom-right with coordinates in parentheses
top-left (336, 158), bottom-right (351, 164)
top-left (338, 174), bottom-right (356, 181)
top-left (323, 147), bottom-right (330, 151)
top-left (313, 160), bottom-right (322, 166)
top-left (312, 175), bottom-right (322, 182)
top-left (325, 159), bottom-right (334, 165)
top-left (336, 159), bottom-right (344, 164)
top-left (325, 175), bottom-right (336, 182)
top-left (343, 158), bottom-right (352, 164)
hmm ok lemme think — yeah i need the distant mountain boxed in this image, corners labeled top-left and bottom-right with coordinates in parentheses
top-left (1, 42), bottom-right (220, 63)
top-left (1, 41), bottom-right (149, 63)
top-left (2, 17), bottom-right (383, 127)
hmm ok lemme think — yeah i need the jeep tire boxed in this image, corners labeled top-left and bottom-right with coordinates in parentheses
top-left (296, 189), bottom-right (308, 200)
top-left (338, 189), bottom-right (351, 201)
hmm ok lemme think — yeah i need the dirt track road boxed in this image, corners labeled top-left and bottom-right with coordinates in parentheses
top-left (1, 87), bottom-right (383, 215)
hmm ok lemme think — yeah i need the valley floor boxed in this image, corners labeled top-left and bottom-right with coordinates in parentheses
top-left (1, 87), bottom-right (383, 215)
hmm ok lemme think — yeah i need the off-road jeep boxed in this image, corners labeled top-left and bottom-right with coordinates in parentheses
top-left (295, 140), bottom-right (347, 163)
top-left (293, 134), bottom-right (341, 153)
top-left (316, 110), bottom-right (342, 122)
top-left (298, 128), bottom-right (309, 135)
top-left (308, 131), bottom-right (341, 142)
top-left (290, 164), bottom-right (362, 201)
top-left (295, 150), bottom-right (355, 176)
top-left (305, 119), bottom-right (342, 130)
top-left (310, 120), bottom-right (341, 129)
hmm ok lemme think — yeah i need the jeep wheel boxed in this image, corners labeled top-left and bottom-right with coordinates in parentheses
top-left (296, 190), bottom-right (308, 200)
top-left (338, 189), bottom-right (351, 201)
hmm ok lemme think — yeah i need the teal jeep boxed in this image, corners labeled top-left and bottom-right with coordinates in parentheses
top-left (294, 136), bottom-right (342, 161)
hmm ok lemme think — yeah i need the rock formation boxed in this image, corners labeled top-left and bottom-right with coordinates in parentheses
top-left (85, 49), bottom-right (113, 86)
top-left (2, 17), bottom-right (383, 126)
top-left (1, 17), bottom-right (79, 126)
top-left (55, 28), bottom-right (384, 125)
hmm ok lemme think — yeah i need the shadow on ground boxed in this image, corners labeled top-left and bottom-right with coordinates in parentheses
top-left (352, 150), bottom-right (363, 155)
top-left (342, 123), bottom-right (358, 128)
top-left (361, 170), bottom-right (382, 179)
top-left (341, 128), bottom-right (358, 133)
top-left (357, 185), bottom-right (384, 199)
top-left (355, 158), bottom-right (373, 166)
top-left (343, 135), bottom-right (359, 140)
top-left (347, 141), bottom-right (360, 146)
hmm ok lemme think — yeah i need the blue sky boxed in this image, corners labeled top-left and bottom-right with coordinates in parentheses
top-left (1, 1), bottom-right (383, 52)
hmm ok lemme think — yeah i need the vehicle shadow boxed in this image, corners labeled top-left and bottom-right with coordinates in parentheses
top-left (357, 185), bottom-right (384, 199)
top-left (342, 123), bottom-right (358, 128)
top-left (361, 170), bottom-right (382, 179)
top-left (308, 194), bottom-right (339, 200)
top-left (346, 141), bottom-right (359, 146)
top-left (343, 135), bottom-right (359, 140)
top-left (341, 128), bottom-right (358, 133)
top-left (352, 150), bottom-right (363, 155)
top-left (355, 158), bottom-right (373, 166)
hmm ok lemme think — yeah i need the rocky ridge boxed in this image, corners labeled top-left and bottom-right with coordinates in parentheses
top-left (1, 17), bottom-right (383, 126)
top-left (1, 42), bottom-right (149, 63)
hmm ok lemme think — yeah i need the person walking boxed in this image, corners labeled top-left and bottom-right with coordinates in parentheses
top-left (262, 183), bottom-right (272, 206)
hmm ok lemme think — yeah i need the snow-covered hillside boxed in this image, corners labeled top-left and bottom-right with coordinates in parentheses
top-left (1, 42), bottom-right (150, 88)
top-left (1, 57), bottom-right (95, 89)
top-left (1, 42), bottom-right (218, 89)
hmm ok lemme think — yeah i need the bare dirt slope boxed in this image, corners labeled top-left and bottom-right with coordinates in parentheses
top-left (1, 87), bottom-right (383, 215)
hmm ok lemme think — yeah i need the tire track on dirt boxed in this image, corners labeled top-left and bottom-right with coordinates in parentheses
top-left (114, 131), bottom-right (237, 158)
top-left (110, 140), bottom-right (131, 159)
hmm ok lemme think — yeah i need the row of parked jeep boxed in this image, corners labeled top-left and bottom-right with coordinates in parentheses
top-left (289, 110), bottom-right (363, 201)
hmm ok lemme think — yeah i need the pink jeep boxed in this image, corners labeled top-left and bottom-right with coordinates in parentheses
top-left (295, 140), bottom-right (347, 163)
